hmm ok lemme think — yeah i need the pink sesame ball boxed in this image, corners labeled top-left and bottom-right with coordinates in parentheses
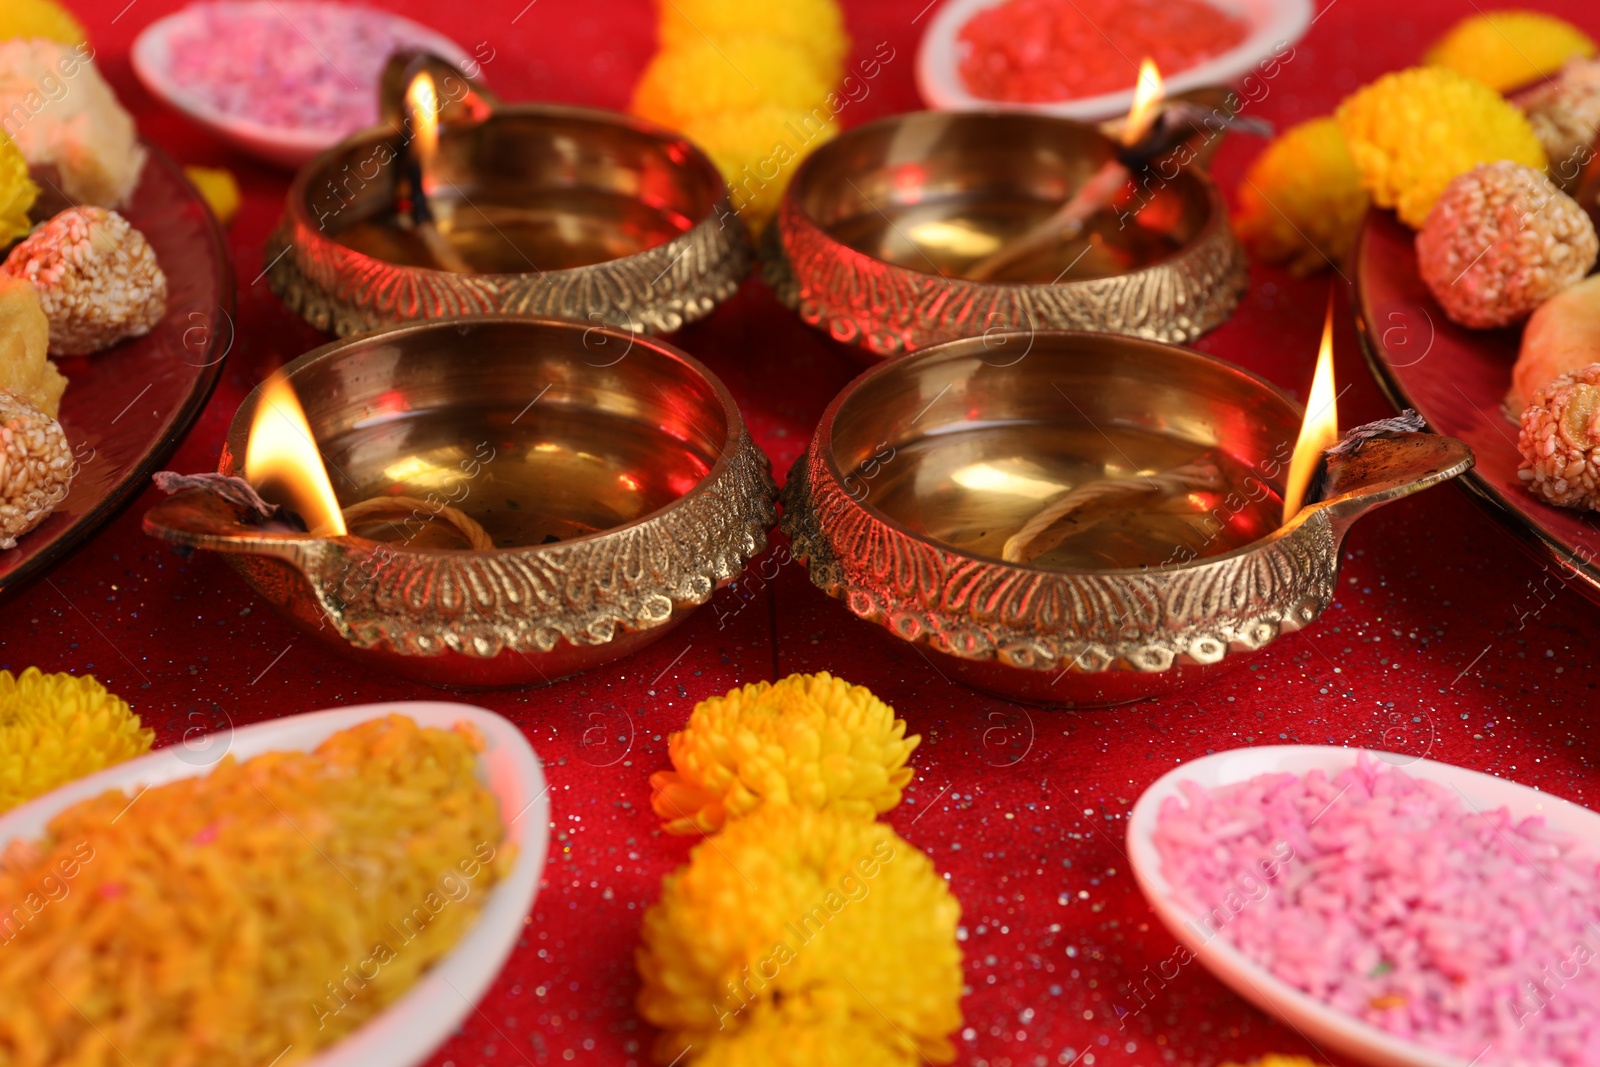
top-left (1415, 161), bottom-right (1597, 329)
top-left (1518, 361), bottom-right (1600, 510)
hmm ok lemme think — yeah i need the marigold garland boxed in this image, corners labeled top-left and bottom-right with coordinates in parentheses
top-left (1335, 66), bottom-right (1546, 228)
top-left (649, 671), bottom-right (918, 835)
top-left (636, 804), bottom-right (962, 1065)
top-left (0, 130), bottom-right (38, 247)
top-left (1425, 10), bottom-right (1595, 92)
top-left (1234, 116), bottom-right (1369, 276)
top-left (0, 668), bottom-right (153, 812)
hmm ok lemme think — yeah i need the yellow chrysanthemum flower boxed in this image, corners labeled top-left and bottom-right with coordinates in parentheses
top-left (658, 0), bottom-right (849, 79)
top-left (1235, 117), bottom-right (1370, 276)
top-left (1425, 10), bottom-right (1595, 92)
top-left (650, 671), bottom-right (917, 834)
top-left (0, 668), bottom-right (153, 812)
top-left (0, 130), bottom-right (38, 247)
top-left (184, 165), bottom-right (241, 226)
top-left (0, 0), bottom-right (86, 45)
top-left (632, 34), bottom-right (836, 133)
top-left (691, 995), bottom-right (918, 1067)
top-left (636, 805), bottom-right (962, 1065)
top-left (1335, 66), bottom-right (1546, 228)
top-left (1220, 1058), bottom-right (1321, 1067)
top-left (676, 104), bottom-right (838, 228)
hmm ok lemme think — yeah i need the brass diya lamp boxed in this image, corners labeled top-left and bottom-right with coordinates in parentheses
top-left (266, 53), bottom-right (751, 337)
top-left (143, 317), bottom-right (776, 687)
top-left (763, 64), bottom-right (1252, 358)
top-left (780, 307), bottom-right (1474, 707)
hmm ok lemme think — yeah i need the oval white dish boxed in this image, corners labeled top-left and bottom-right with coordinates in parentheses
top-left (1126, 745), bottom-right (1600, 1067)
top-left (0, 701), bottom-right (550, 1067)
top-left (131, 2), bottom-right (476, 168)
top-left (915, 0), bottom-right (1313, 121)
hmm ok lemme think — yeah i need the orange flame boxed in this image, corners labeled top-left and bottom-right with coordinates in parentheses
top-left (244, 374), bottom-right (347, 536)
top-left (406, 69), bottom-right (440, 165)
top-left (1282, 293), bottom-right (1340, 524)
top-left (1122, 58), bottom-right (1165, 147)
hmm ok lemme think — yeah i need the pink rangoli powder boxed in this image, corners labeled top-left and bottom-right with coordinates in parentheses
top-left (164, 1), bottom-right (448, 133)
top-left (1154, 755), bottom-right (1600, 1065)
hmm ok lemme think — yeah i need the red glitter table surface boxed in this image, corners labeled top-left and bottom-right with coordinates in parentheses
top-left (9, 2), bottom-right (1597, 1066)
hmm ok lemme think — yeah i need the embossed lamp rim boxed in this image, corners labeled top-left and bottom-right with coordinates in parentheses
top-left (145, 316), bottom-right (778, 687)
top-left (779, 329), bottom-right (1473, 705)
top-left (769, 108), bottom-right (1248, 357)
top-left (268, 103), bottom-right (752, 338)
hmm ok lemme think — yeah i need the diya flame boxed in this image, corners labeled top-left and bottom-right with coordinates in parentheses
top-left (244, 374), bottom-right (347, 535)
top-left (1121, 58), bottom-right (1165, 147)
top-left (1282, 294), bottom-right (1340, 524)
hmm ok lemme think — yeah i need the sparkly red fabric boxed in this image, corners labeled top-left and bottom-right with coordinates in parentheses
top-left (9, 3), bottom-right (1597, 1066)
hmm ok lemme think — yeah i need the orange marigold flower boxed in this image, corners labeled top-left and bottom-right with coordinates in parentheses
top-left (649, 671), bottom-right (918, 834)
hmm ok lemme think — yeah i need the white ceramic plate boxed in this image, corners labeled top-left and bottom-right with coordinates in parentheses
top-left (1126, 745), bottom-right (1600, 1067)
top-left (915, 0), bottom-right (1313, 121)
top-left (0, 701), bottom-right (550, 1067)
top-left (131, 2), bottom-right (476, 167)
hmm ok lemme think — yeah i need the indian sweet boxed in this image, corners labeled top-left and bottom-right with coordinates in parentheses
top-left (1156, 756), bottom-right (1600, 1066)
top-left (0, 386), bottom-right (70, 549)
top-left (0, 714), bottom-right (512, 1067)
top-left (1415, 161), bottom-right (1596, 329)
top-left (0, 276), bottom-right (65, 417)
top-left (1507, 273), bottom-right (1600, 419)
top-left (1, 206), bottom-right (168, 356)
top-left (1518, 361), bottom-right (1600, 511)
top-left (0, 37), bottom-right (145, 208)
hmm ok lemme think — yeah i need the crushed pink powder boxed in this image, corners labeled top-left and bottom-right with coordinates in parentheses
top-left (1154, 755), bottom-right (1600, 1065)
top-left (165, 1), bottom-right (447, 133)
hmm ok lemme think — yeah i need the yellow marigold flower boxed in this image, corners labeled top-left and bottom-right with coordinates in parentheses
top-left (1219, 1058), bottom-right (1321, 1067)
top-left (691, 995), bottom-right (917, 1067)
top-left (636, 805), bottom-right (962, 1065)
top-left (0, 0), bottom-right (86, 45)
top-left (0, 668), bottom-right (153, 812)
top-left (1425, 10), bottom-right (1595, 92)
top-left (1235, 117), bottom-right (1369, 276)
top-left (650, 671), bottom-right (917, 834)
top-left (183, 165), bottom-right (241, 226)
top-left (632, 35), bottom-right (835, 132)
top-left (657, 0), bottom-right (849, 81)
top-left (0, 130), bottom-right (38, 247)
top-left (1336, 66), bottom-right (1546, 228)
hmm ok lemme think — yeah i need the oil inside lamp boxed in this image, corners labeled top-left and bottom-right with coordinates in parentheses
top-left (965, 57), bottom-right (1168, 282)
top-left (1282, 294), bottom-right (1341, 523)
top-left (244, 374), bottom-right (348, 536)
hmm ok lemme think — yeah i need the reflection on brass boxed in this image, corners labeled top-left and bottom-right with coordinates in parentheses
top-left (143, 318), bottom-right (777, 688)
top-left (267, 71), bottom-right (751, 338)
top-left (780, 331), bottom-right (1473, 707)
top-left (341, 496), bottom-right (492, 550)
top-left (765, 109), bottom-right (1248, 358)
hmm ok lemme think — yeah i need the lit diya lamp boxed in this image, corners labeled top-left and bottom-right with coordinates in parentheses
top-left (143, 317), bottom-right (777, 687)
top-left (763, 60), bottom-right (1265, 357)
top-left (265, 52), bottom-right (751, 338)
top-left (779, 299), bottom-right (1473, 707)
